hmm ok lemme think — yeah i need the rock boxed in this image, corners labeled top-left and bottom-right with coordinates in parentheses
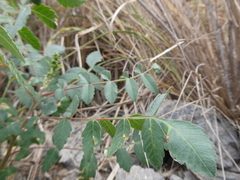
top-left (156, 100), bottom-right (240, 170)
top-left (115, 165), bottom-right (164, 180)
top-left (198, 170), bottom-right (240, 180)
top-left (170, 174), bottom-right (183, 180)
top-left (183, 171), bottom-right (198, 180)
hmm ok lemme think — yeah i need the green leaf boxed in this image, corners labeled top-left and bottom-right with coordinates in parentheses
top-left (133, 130), bottom-right (147, 165)
top-left (0, 26), bottom-right (25, 62)
top-left (41, 97), bottom-right (58, 116)
top-left (151, 63), bottom-right (162, 75)
top-left (18, 27), bottom-right (41, 50)
top-left (64, 95), bottom-right (79, 117)
top-left (8, 5), bottom-right (31, 38)
top-left (52, 119), bottom-right (72, 150)
top-left (126, 78), bottom-right (138, 102)
top-left (57, 0), bottom-right (86, 8)
top-left (140, 74), bottom-right (158, 94)
top-left (42, 148), bottom-right (60, 172)
top-left (116, 148), bottom-right (131, 172)
top-left (79, 153), bottom-right (98, 179)
top-left (81, 84), bottom-right (94, 105)
top-left (134, 64), bottom-right (143, 74)
top-left (66, 67), bottom-right (87, 74)
top-left (79, 72), bottom-right (91, 83)
top-left (45, 44), bottom-right (65, 57)
top-left (66, 85), bottom-right (82, 100)
top-left (32, 4), bottom-right (58, 29)
top-left (120, 71), bottom-right (129, 79)
top-left (92, 65), bottom-right (106, 74)
top-left (99, 120), bottom-right (116, 137)
top-left (158, 118), bottom-right (216, 178)
top-left (128, 114), bottom-right (147, 130)
top-left (107, 119), bottom-right (131, 157)
top-left (5, 122), bottom-right (22, 136)
top-left (0, 166), bottom-right (17, 180)
top-left (100, 70), bottom-right (111, 81)
top-left (30, 0), bottom-right (42, 5)
top-left (89, 73), bottom-right (102, 90)
top-left (104, 81), bottom-right (118, 104)
top-left (147, 91), bottom-right (169, 116)
top-left (80, 121), bottom-right (102, 179)
top-left (86, 51), bottom-right (102, 67)
top-left (0, 98), bottom-right (18, 117)
top-left (54, 88), bottom-right (64, 101)
top-left (0, 14), bottom-right (14, 24)
top-left (52, 96), bottom-right (71, 116)
top-left (142, 118), bottom-right (165, 169)
top-left (15, 148), bottom-right (30, 161)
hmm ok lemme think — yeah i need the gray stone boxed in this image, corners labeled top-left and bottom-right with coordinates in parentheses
top-left (170, 174), bottom-right (183, 180)
top-left (115, 165), bottom-right (164, 180)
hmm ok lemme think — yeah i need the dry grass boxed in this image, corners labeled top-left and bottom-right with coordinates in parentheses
top-left (32, 0), bottom-right (240, 125)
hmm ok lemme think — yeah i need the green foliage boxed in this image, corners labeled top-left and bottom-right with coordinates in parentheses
top-left (32, 4), bottom-right (58, 29)
top-left (0, 26), bottom-right (25, 62)
top-left (0, 0), bottom-right (216, 179)
top-left (52, 119), bottom-right (72, 150)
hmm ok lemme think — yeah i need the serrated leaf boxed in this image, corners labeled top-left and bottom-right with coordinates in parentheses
top-left (52, 119), bottom-right (72, 150)
top-left (129, 114), bottom-right (147, 130)
top-left (0, 166), bottom-right (17, 180)
top-left (60, 73), bottom-right (78, 83)
top-left (66, 85), bottom-right (82, 100)
top-left (92, 65), bottom-right (106, 73)
top-left (82, 121), bottom-right (102, 150)
top-left (99, 120), bottom-right (116, 137)
top-left (0, 14), bottom-right (14, 23)
top-left (6, 122), bottom-right (22, 136)
top-left (42, 148), bottom-right (60, 172)
top-left (52, 96), bottom-right (71, 116)
top-left (134, 64), bottom-right (143, 74)
top-left (18, 27), bottom-right (41, 50)
top-left (67, 67), bottom-right (87, 74)
top-left (126, 78), bottom-right (138, 102)
top-left (157, 118), bottom-right (216, 178)
top-left (142, 118), bottom-right (165, 169)
top-left (147, 92), bottom-right (168, 116)
top-left (79, 72), bottom-right (91, 83)
top-left (80, 121), bottom-right (101, 178)
top-left (120, 71), bottom-right (129, 79)
top-left (89, 73), bottom-right (102, 90)
top-left (32, 4), bottom-right (58, 29)
top-left (81, 84), bottom-right (94, 105)
top-left (133, 130), bottom-right (147, 165)
top-left (0, 26), bottom-right (25, 62)
top-left (8, 5), bottom-right (31, 38)
top-left (104, 81), bottom-right (118, 104)
top-left (86, 51), bottom-right (102, 67)
top-left (100, 70), bottom-right (111, 81)
top-left (54, 88), bottom-right (64, 101)
top-left (57, 0), bottom-right (86, 8)
top-left (41, 97), bottom-right (58, 116)
top-left (45, 44), bottom-right (65, 57)
top-left (107, 119), bottom-right (131, 157)
top-left (141, 74), bottom-right (158, 94)
top-left (79, 153), bottom-right (98, 179)
top-left (64, 95), bottom-right (79, 117)
top-left (116, 148), bottom-right (131, 172)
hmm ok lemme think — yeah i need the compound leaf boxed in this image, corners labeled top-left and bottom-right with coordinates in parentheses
top-left (81, 84), bottom-right (94, 105)
top-left (126, 78), bottom-right (138, 102)
top-left (18, 26), bottom-right (41, 50)
top-left (158, 118), bottom-right (216, 178)
top-left (100, 70), bottom-right (111, 81)
top-left (52, 119), bottom-right (72, 150)
top-left (86, 51), bottom-right (102, 67)
top-left (107, 119), bottom-right (130, 157)
top-left (89, 73), bottom-right (102, 90)
top-left (0, 26), bottom-right (25, 62)
top-left (128, 114), bottom-right (147, 130)
top-left (41, 97), bottom-right (58, 116)
top-left (104, 81), bottom-right (118, 104)
top-left (142, 118), bottom-right (165, 169)
top-left (99, 120), bottom-right (116, 137)
top-left (79, 153), bottom-right (97, 179)
top-left (57, 0), bottom-right (86, 8)
top-left (42, 148), bottom-right (60, 172)
top-left (133, 130), bottom-right (147, 165)
top-left (141, 74), bottom-right (158, 94)
top-left (32, 4), bottom-right (58, 29)
top-left (64, 95), bottom-right (79, 117)
top-left (116, 148), bottom-right (131, 172)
